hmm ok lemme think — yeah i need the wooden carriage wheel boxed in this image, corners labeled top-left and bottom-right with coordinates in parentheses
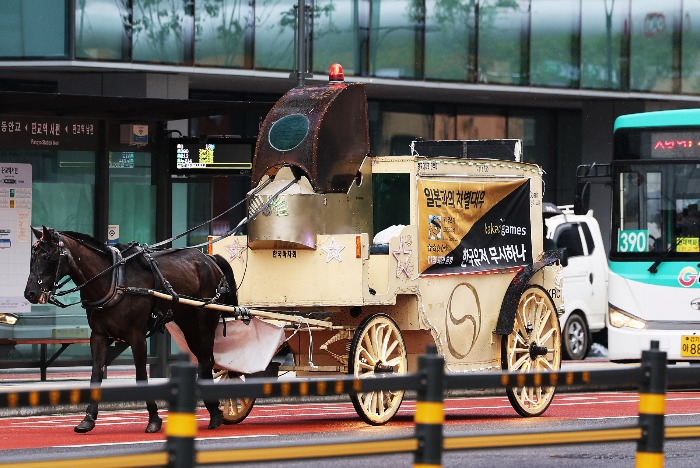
top-left (501, 284), bottom-right (561, 417)
top-left (348, 313), bottom-right (407, 425)
top-left (213, 369), bottom-right (256, 424)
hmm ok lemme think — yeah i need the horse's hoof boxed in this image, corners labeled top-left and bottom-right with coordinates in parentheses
top-left (208, 411), bottom-right (223, 430)
top-left (74, 415), bottom-right (96, 433)
top-left (145, 417), bottom-right (163, 433)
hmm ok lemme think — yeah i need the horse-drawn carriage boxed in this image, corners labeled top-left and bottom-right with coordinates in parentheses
top-left (24, 65), bottom-right (564, 433)
top-left (207, 66), bottom-right (565, 425)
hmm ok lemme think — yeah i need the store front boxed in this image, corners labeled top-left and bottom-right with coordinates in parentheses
top-left (0, 92), bottom-right (270, 375)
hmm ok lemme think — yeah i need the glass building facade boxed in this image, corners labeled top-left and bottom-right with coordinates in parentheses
top-left (0, 0), bottom-right (698, 93)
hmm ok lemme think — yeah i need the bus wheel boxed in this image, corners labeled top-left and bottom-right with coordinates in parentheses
top-left (349, 314), bottom-right (407, 425)
top-left (501, 285), bottom-right (561, 417)
top-left (213, 369), bottom-right (256, 424)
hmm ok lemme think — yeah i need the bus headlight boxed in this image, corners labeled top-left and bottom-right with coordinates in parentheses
top-left (608, 305), bottom-right (646, 329)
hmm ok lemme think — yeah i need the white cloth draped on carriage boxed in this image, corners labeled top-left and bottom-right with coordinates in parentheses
top-left (166, 317), bottom-right (285, 374)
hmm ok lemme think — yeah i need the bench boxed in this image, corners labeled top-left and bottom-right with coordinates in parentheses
top-left (0, 338), bottom-right (129, 381)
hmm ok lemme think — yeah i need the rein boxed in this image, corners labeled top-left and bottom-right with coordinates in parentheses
top-left (41, 174), bottom-right (300, 308)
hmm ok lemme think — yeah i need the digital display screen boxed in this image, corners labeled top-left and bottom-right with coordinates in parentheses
top-left (169, 137), bottom-right (254, 174)
top-left (650, 131), bottom-right (700, 159)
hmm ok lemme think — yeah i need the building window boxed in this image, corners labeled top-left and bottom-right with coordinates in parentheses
top-left (423, 0), bottom-right (474, 82)
top-left (313, 0), bottom-right (364, 76)
top-left (254, 0), bottom-right (296, 70)
top-left (629, 1), bottom-right (679, 92)
top-left (109, 152), bottom-right (156, 244)
top-left (194, 0), bottom-right (252, 68)
top-left (530, 0), bottom-right (580, 88)
top-left (0, 0), bottom-right (68, 58)
top-left (132, 0), bottom-right (193, 64)
top-left (477, 0), bottom-right (530, 85)
top-left (580, 0), bottom-right (628, 90)
top-left (369, 0), bottom-right (420, 79)
top-left (0, 149), bottom-right (95, 360)
top-left (682, 1), bottom-right (700, 94)
top-left (368, 103), bottom-right (432, 156)
top-left (75, 0), bottom-right (130, 61)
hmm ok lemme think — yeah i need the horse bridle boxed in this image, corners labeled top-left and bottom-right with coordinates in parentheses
top-left (30, 234), bottom-right (73, 307)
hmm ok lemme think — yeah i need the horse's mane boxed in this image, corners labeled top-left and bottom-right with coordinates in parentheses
top-left (60, 230), bottom-right (111, 255)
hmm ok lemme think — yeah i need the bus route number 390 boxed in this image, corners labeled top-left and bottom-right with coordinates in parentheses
top-left (681, 335), bottom-right (700, 357)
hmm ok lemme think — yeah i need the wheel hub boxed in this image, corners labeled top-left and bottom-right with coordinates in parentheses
top-left (529, 342), bottom-right (549, 359)
top-left (374, 362), bottom-right (394, 373)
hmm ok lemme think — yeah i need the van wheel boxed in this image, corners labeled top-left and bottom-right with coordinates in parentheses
top-left (563, 312), bottom-right (591, 360)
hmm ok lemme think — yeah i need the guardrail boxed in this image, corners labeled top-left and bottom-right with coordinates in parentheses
top-left (1, 341), bottom-right (699, 467)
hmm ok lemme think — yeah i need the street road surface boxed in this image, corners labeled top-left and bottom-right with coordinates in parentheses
top-left (2, 391), bottom-right (700, 467)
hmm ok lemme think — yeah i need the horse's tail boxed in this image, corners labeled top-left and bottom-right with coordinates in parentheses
top-left (211, 254), bottom-right (238, 306)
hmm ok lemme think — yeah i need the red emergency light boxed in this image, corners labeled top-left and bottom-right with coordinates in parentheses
top-left (329, 63), bottom-right (344, 82)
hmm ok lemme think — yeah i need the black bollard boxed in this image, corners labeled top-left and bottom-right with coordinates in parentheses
top-left (636, 340), bottom-right (667, 467)
top-left (166, 362), bottom-right (198, 468)
top-left (413, 344), bottom-right (445, 468)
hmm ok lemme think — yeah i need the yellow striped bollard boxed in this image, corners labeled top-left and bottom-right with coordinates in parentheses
top-left (413, 345), bottom-right (445, 468)
top-left (166, 362), bottom-right (198, 468)
top-left (636, 340), bottom-right (667, 468)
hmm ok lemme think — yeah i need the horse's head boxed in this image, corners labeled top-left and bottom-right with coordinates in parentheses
top-left (24, 226), bottom-right (68, 304)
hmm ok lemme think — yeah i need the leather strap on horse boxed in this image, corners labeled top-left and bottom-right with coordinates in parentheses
top-left (82, 246), bottom-right (127, 310)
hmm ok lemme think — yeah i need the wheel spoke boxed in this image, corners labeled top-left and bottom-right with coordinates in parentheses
top-left (384, 336), bottom-right (399, 359)
top-left (539, 326), bottom-right (556, 345)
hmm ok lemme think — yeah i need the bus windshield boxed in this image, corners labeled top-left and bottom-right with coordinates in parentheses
top-left (612, 161), bottom-right (700, 259)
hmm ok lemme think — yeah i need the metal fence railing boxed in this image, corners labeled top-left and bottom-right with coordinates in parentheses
top-left (1, 341), bottom-right (699, 467)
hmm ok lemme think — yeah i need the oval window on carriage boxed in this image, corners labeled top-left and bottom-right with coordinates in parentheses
top-left (268, 114), bottom-right (309, 152)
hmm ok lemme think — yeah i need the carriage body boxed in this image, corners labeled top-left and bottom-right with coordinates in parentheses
top-left (211, 72), bottom-right (563, 423)
top-left (215, 153), bottom-right (562, 375)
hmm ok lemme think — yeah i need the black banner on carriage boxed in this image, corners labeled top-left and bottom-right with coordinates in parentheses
top-left (418, 179), bottom-right (532, 275)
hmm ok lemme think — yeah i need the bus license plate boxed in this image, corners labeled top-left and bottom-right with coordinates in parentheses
top-left (681, 335), bottom-right (700, 357)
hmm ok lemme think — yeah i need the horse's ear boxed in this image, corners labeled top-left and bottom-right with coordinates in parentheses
top-left (42, 226), bottom-right (52, 240)
top-left (31, 226), bottom-right (42, 241)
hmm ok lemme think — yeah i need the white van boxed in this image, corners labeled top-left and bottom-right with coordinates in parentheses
top-left (544, 206), bottom-right (608, 360)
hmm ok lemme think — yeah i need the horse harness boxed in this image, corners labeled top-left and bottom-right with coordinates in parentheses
top-left (38, 233), bottom-right (231, 337)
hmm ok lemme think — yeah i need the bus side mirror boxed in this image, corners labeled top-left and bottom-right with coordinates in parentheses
top-left (574, 181), bottom-right (590, 215)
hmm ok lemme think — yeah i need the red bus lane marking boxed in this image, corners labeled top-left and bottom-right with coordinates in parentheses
top-left (2, 393), bottom-right (700, 450)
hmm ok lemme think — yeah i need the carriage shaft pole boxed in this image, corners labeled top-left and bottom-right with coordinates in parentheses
top-left (147, 290), bottom-right (334, 328)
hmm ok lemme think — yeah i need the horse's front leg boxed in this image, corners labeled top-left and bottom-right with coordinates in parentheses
top-left (75, 333), bottom-right (108, 433)
top-left (132, 337), bottom-right (162, 433)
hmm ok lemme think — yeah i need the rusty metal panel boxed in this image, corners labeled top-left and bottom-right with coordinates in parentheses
top-left (252, 82), bottom-right (369, 193)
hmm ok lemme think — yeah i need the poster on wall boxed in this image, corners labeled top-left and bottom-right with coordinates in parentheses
top-left (418, 178), bottom-right (532, 276)
top-left (0, 163), bottom-right (32, 313)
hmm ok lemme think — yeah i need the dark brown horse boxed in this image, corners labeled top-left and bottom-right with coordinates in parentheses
top-left (23, 226), bottom-right (237, 433)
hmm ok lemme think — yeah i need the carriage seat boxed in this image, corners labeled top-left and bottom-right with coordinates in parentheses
top-left (370, 224), bottom-right (405, 255)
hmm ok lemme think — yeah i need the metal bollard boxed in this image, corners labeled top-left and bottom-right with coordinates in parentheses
top-left (636, 340), bottom-right (667, 468)
top-left (166, 362), bottom-right (198, 468)
top-left (413, 344), bottom-right (445, 468)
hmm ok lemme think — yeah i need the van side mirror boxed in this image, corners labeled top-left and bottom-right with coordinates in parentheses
top-left (558, 247), bottom-right (569, 268)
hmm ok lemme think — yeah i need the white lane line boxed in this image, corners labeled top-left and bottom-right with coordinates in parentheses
top-left (52, 435), bottom-right (276, 448)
